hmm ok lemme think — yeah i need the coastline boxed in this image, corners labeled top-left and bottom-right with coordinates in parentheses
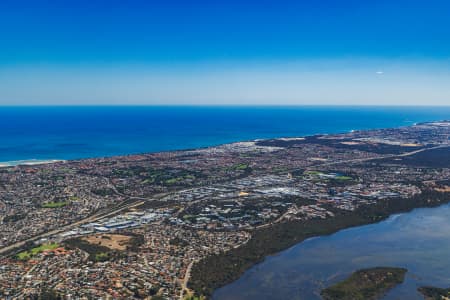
top-left (0, 120), bottom-right (434, 169)
top-left (0, 159), bottom-right (64, 168)
top-left (1, 106), bottom-right (448, 163)
top-left (0, 118), bottom-right (448, 299)
top-left (194, 191), bottom-right (450, 299)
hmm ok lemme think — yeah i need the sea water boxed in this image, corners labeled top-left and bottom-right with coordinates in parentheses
top-left (1, 105), bottom-right (449, 163)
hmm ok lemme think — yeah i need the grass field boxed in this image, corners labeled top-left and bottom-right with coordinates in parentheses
top-left (42, 201), bottom-right (68, 208)
top-left (335, 175), bottom-right (353, 181)
top-left (17, 243), bottom-right (60, 260)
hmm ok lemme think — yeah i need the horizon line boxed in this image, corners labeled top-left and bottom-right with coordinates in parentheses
top-left (0, 104), bottom-right (450, 108)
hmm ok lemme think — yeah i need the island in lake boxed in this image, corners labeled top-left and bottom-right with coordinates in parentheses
top-left (321, 267), bottom-right (407, 300)
top-left (0, 121), bottom-right (449, 299)
top-left (419, 286), bottom-right (450, 300)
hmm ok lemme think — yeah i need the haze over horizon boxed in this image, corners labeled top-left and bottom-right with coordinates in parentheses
top-left (1, 0), bottom-right (450, 106)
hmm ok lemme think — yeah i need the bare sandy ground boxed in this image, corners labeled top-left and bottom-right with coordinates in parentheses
top-left (82, 234), bottom-right (132, 251)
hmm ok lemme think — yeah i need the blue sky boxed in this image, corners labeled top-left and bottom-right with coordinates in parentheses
top-left (1, 0), bottom-right (450, 105)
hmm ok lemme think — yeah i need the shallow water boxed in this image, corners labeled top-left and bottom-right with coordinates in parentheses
top-left (214, 204), bottom-right (450, 300)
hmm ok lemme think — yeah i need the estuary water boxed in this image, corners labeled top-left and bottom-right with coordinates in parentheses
top-left (1, 106), bottom-right (450, 163)
top-left (213, 204), bottom-right (450, 300)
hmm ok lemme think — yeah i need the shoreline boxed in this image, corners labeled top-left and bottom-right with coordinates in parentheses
top-left (213, 202), bottom-right (450, 300)
top-left (191, 191), bottom-right (450, 298)
top-left (0, 120), bottom-right (442, 169)
top-left (2, 117), bottom-right (450, 297)
top-left (0, 117), bottom-right (444, 166)
top-left (0, 159), bottom-right (65, 168)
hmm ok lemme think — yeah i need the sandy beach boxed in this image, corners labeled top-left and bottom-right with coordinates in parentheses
top-left (0, 159), bottom-right (64, 168)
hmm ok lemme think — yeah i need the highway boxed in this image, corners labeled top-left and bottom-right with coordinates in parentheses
top-left (2, 144), bottom-right (447, 257)
top-left (310, 144), bottom-right (448, 168)
top-left (0, 198), bottom-right (145, 257)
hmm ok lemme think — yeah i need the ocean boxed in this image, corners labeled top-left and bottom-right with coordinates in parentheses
top-left (0, 106), bottom-right (449, 163)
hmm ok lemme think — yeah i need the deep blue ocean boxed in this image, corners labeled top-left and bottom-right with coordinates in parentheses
top-left (0, 106), bottom-right (449, 163)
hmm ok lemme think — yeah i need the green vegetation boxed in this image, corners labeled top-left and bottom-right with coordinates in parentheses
top-left (272, 166), bottom-right (288, 173)
top-left (321, 267), bottom-right (407, 300)
top-left (16, 243), bottom-right (59, 260)
top-left (335, 175), bottom-right (353, 181)
top-left (233, 163), bottom-right (249, 170)
top-left (418, 286), bottom-right (450, 300)
top-left (189, 190), bottom-right (450, 297)
top-left (170, 237), bottom-right (189, 247)
top-left (380, 147), bottom-right (450, 168)
top-left (94, 252), bottom-right (110, 262)
top-left (64, 238), bottom-right (113, 262)
top-left (223, 163), bottom-right (250, 172)
top-left (136, 167), bottom-right (200, 186)
top-left (182, 214), bottom-right (197, 223)
top-left (63, 233), bottom-right (144, 262)
top-left (3, 212), bottom-right (27, 223)
top-left (39, 287), bottom-right (63, 300)
top-left (184, 295), bottom-right (206, 300)
top-left (42, 201), bottom-right (68, 208)
top-left (304, 170), bottom-right (322, 175)
top-left (125, 232), bottom-right (145, 252)
top-left (165, 177), bottom-right (184, 184)
top-left (304, 171), bottom-right (353, 181)
top-left (91, 187), bottom-right (115, 196)
top-left (255, 135), bottom-right (426, 155)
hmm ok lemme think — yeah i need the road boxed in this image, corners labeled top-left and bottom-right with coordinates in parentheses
top-left (0, 177), bottom-right (172, 257)
top-left (0, 199), bottom-right (144, 257)
top-left (2, 145), bottom-right (447, 257)
top-left (179, 260), bottom-right (194, 300)
top-left (256, 145), bottom-right (449, 230)
top-left (313, 145), bottom-right (447, 168)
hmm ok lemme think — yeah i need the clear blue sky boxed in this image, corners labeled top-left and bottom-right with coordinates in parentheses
top-left (1, 0), bottom-right (449, 105)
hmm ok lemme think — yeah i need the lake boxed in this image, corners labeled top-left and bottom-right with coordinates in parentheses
top-left (214, 203), bottom-right (450, 300)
